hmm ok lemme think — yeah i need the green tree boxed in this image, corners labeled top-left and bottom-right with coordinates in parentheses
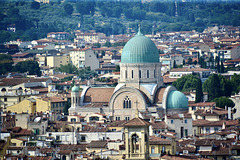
top-left (195, 79), bottom-right (203, 103)
top-left (230, 73), bottom-right (240, 93)
top-left (211, 97), bottom-right (235, 109)
top-left (220, 61), bottom-right (224, 73)
top-left (202, 74), bottom-right (232, 101)
top-left (64, 3), bottom-right (74, 15)
top-left (172, 74), bottom-right (199, 92)
top-left (0, 31), bottom-right (11, 43)
top-left (198, 57), bottom-right (206, 68)
top-left (104, 41), bottom-right (112, 47)
top-left (187, 58), bottom-right (192, 64)
top-left (0, 54), bottom-right (13, 75)
top-left (215, 56), bottom-right (220, 73)
top-left (114, 65), bottom-right (120, 72)
top-left (63, 100), bottom-right (71, 114)
top-left (93, 43), bottom-right (101, 48)
top-left (56, 63), bottom-right (78, 74)
top-left (173, 60), bottom-right (177, 68)
top-left (78, 67), bottom-right (97, 81)
top-left (203, 74), bottom-right (221, 101)
top-left (13, 60), bottom-right (41, 76)
top-left (31, 1), bottom-right (40, 9)
top-left (183, 59), bottom-right (185, 65)
top-left (7, 8), bottom-right (19, 17)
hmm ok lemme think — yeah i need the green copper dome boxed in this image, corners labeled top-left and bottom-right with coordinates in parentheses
top-left (121, 30), bottom-right (159, 63)
top-left (71, 85), bottom-right (79, 92)
top-left (167, 91), bottom-right (189, 109)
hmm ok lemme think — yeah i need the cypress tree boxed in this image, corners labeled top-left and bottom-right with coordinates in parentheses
top-left (195, 78), bottom-right (203, 103)
top-left (220, 61), bottom-right (224, 73)
top-left (173, 60), bottom-right (177, 68)
top-left (208, 74), bottom-right (221, 101)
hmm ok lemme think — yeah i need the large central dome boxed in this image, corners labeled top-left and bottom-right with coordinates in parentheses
top-left (121, 30), bottom-right (159, 63)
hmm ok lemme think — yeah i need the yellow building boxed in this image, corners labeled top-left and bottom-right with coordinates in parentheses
top-left (36, 96), bottom-right (67, 113)
top-left (6, 98), bottom-right (36, 114)
top-left (47, 54), bottom-right (70, 68)
top-left (0, 136), bottom-right (11, 160)
top-left (149, 136), bottom-right (176, 159)
top-left (11, 138), bottom-right (27, 147)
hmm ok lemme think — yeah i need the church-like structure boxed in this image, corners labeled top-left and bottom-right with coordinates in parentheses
top-left (69, 28), bottom-right (189, 120)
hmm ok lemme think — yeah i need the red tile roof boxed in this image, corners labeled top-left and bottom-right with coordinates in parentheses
top-left (122, 117), bottom-right (151, 127)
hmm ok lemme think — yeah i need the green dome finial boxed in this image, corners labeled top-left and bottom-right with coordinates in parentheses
top-left (136, 24), bottom-right (143, 36)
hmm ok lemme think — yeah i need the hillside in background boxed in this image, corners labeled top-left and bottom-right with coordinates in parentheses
top-left (0, 0), bottom-right (240, 42)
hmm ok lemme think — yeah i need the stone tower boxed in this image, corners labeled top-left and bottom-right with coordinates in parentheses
top-left (123, 110), bottom-right (150, 160)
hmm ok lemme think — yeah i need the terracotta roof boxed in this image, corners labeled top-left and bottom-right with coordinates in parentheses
top-left (58, 150), bottom-right (72, 155)
top-left (122, 117), bottom-right (151, 127)
top-left (11, 52), bottom-right (31, 57)
top-left (193, 119), bottom-right (238, 127)
top-left (151, 121), bottom-right (167, 129)
top-left (84, 88), bottom-right (114, 103)
top-left (167, 113), bottom-right (192, 119)
top-left (199, 146), bottom-right (231, 156)
top-left (170, 67), bottom-right (211, 72)
top-left (58, 144), bottom-right (87, 152)
top-left (161, 154), bottom-right (210, 160)
top-left (40, 148), bottom-right (54, 154)
top-left (188, 102), bottom-right (215, 107)
top-left (192, 119), bottom-right (212, 126)
top-left (33, 45), bottom-right (47, 49)
top-left (87, 141), bottom-right (108, 148)
top-left (52, 74), bottom-right (75, 79)
top-left (149, 136), bottom-right (172, 145)
top-left (163, 74), bottom-right (178, 84)
top-left (28, 156), bottom-right (52, 160)
top-left (27, 146), bottom-right (38, 151)
top-left (177, 146), bottom-right (196, 153)
top-left (0, 78), bottom-right (51, 87)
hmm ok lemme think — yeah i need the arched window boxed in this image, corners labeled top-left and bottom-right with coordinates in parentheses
top-left (151, 146), bottom-right (155, 153)
top-left (147, 70), bottom-right (149, 78)
top-left (131, 134), bottom-right (139, 153)
top-left (125, 70), bottom-right (127, 78)
top-left (132, 70), bottom-right (134, 79)
top-left (154, 69), bottom-right (156, 78)
top-left (123, 96), bottom-right (131, 108)
top-left (1, 88), bottom-right (6, 92)
top-left (139, 70), bottom-right (141, 78)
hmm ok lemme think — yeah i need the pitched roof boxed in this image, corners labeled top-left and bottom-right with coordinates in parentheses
top-left (149, 136), bottom-right (172, 145)
top-left (87, 141), bottom-right (108, 148)
top-left (0, 78), bottom-right (51, 87)
top-left (122, 117), bottom-right (151, 127)
top-left (188, 102), bottom-right (216, 107)
top-left (84, 87), bottom-right (114, 103)
top-left (58, 150), bottom-right (72, 155)
top-left (151, 121), bottom-right (167, 129)
top-left (170, 67), bottom-right (211, 72)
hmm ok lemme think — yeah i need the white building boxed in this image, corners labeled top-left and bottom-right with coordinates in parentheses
top-left (69, 48), bottom-right (99, 70)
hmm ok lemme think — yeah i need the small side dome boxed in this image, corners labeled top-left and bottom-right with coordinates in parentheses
top-left (71, 86), bottom-right (79, 92)
top-left (167, 91), bottom-right (189, 109)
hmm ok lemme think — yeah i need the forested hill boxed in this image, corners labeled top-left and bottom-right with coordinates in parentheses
top-left (0, 0), bottom-right (240, 42)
